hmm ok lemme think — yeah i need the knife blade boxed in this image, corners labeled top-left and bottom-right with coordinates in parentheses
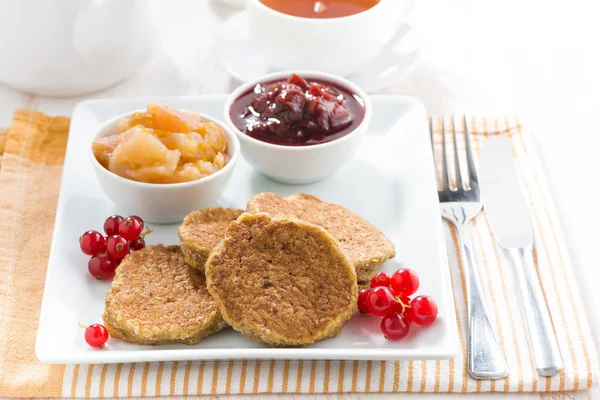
top-left (480, 136), bottom-right (563, 377)
top-left (479, 137), bottom-right (533, 248)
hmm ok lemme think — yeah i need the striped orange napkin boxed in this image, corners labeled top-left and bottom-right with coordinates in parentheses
top-left (0, 111), bottom-right (597, 397)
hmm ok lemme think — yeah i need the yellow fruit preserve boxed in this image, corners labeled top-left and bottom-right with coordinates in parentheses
top-left (92, 103), bottom-right (229, 184)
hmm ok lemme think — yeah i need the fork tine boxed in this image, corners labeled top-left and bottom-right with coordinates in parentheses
top-left (451, 116), bottom-right (464, 190)
top-left (463, 115), bottom-right (478, 184)
top-left (440, 117), bottom-right (450, 190)
top-left (429, 116), bottom-right (434, 153)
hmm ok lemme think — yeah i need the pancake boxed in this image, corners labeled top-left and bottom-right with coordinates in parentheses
top-left (178, 207), bottom-right (244, 272)
top-left (246, 192), bottom-right (395, 281)
top-left (103, 244), bottom-right (227, 345)
top-left (205, 212), bottom-right (357, 347)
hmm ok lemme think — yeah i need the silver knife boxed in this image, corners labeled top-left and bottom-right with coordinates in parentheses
top-left (479, 136), bottom-right (563, 376)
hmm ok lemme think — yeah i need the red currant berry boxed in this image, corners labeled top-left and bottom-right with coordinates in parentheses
top-left (408, 295), bottom-right (438, 326)
top-left (366, 286), bottom-right (395, 316)
top-left (88, 253), bottom-right (118, 280)
top-left (390, 268), bottom-right (420, 297)
top-left (130, 215), bottom-right (144, 225)
top-left (357, 289), bottom-right (371, 313)
top-left (381, 313), bottom-right (410, 340)
top-left (129, 237), bottom-right (146, 252)
top-left (103, 215), bottom-right (123, 236)
top-left (106, 235), bottom-right (129, 259)
top-left (119, 217), bottom-right (144, 241)
top-left (84, 324), bottom-right (109, 347)
top-left (370, 271), bottom-right (391, 288)
top-left (79, 230), bottom-right (105, 256)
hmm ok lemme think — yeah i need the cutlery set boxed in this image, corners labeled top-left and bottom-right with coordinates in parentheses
top-left (430, 116), bottom-right (563, 379)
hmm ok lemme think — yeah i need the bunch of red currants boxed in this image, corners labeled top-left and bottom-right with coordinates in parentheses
top-left (358, 268), bottom-right (438, 341)
top-left (79, 215), bottom-right (148, 280)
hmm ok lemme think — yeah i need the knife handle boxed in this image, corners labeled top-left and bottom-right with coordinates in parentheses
top-left (503, 246), bottom-right (563, 376)
top-left (456, 224), bottom-right (508, 380)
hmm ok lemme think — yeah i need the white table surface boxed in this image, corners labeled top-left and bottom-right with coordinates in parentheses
top-left (1, 0), bottom-right (598, 399)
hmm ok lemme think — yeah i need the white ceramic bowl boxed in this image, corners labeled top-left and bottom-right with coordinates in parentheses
top-left (0, 0), bottom-right (155, 96)
top-left (223, 70), bottom-right (372, 185)
top-left (90, 111), bottom-right (240, 224)
top-left (247, 0), bottom-right (411, 77)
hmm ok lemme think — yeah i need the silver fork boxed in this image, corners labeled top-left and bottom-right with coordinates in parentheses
top-left (430, 116), bottom-right (508, 380)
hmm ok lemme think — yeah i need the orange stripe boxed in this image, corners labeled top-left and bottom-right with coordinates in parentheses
top-left (295, 361), bottom-right (304, 393)
top-left (127, 364), bottom-right (136, 397)
top-left (544, 363), bottom-right (552, 392)
top-left (337, 361), bottom-right (346, 392)
top-left (433, 361), bottom-right (441, 392)
top-left (155, 361), bottom-right (164, 396)
top-left (197, 361), bottom-right (206, 394)
top-left (113, 364), bottom-right (123, 397)
top-left (140, 363), bottom-right (150, 396)
top-left (508, 116), bottom-right (569, 391)
top-left (169, 361), bottom-right (178, 396)
top-left (351, 360), bottom-right (359, 392)
top-left (516, 116), bottom-right (591, 389)
top-left (392, 361), bottom-right (400, 391)
top-left (407, 362), bottom-right (414, 391)
top-left (225, 361), bottom-right (234, 394)
top-left (419, 361), bottom-right (427, 392)
top-left (281, 360), bottom-right (289, 392)
top-left (71, 365), bottom-right (80, 397)
top-left (363, 361), bottom-right (371, 392)
top-left (378, 361), bottom-right (386, 392)
top-left (85, 364), bottom-right (94, 398)
top-left (253, 360), bottom-right (262, 393)
top-left (448, 359), bottom-right (454, 392)
top-left (434, 115), bottom-right (444, 188)
top-left (267, 360), bottom-right (275, 393)
top-left (324, 361), bottom-right (332, 393)
top-left (239, 360), bottom-right (248, 393)
top-left (98, 364), bottom-right (108, 398)
top-left (309, 361), bottom-right (317, 393)
top-left (182, 361), bottom-right (191, 395)
top-left (211, 361), bottom-right (220, 394)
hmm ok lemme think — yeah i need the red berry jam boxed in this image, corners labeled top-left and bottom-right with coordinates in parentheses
top-left (230, 74), bottom-right (365, 146)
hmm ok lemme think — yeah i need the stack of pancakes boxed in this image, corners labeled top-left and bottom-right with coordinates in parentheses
top-left (103, 192), bottom-right (395, 347)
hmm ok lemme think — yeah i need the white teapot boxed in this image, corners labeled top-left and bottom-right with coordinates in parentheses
top-left (0, 0), bottom-right (156, 96)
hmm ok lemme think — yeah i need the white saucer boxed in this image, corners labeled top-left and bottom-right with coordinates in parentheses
top-left (214, 12), bottom-right (420, 93)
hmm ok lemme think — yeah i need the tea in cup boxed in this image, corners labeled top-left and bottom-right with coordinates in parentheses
top-left (247, 0), bottom-right (412, 77)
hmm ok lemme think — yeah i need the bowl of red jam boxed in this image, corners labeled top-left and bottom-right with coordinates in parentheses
top-left (224, 71), bottom-right (371, 184)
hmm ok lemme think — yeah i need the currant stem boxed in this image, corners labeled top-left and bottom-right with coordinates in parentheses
top-left (395, 297), bottom-right (411, 314)
top-left (78, 322), bottom-right (88, 329)
top-left (140, 227), bottom-right (154, 238)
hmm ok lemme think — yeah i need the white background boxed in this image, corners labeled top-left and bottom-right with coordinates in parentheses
top-left (1, 0), bottom-right (599, 398)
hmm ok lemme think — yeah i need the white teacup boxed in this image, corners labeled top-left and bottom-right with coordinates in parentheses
top-left (247, 0), bottom-right (412, 77)
top-left (0, 0), bottom-right (156, 97)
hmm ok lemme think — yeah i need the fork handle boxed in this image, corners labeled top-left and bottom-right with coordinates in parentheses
top-left (502, 246), bottom-right (563, 376)
top-left (456, 224), bottom-right (508, 380)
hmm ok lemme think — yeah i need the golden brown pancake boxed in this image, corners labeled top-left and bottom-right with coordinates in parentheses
top-left (103, 245), bottom-right (227, 345)
top-left (178, 207), bottom-right (244, 272)
top-left (246, 192), bottom-right (395, 281)
top-left (205, 212), bottom-right (357, 347)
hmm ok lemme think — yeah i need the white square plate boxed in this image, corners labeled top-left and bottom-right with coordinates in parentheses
top-left (36, 95), bottom-right (458, 364)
